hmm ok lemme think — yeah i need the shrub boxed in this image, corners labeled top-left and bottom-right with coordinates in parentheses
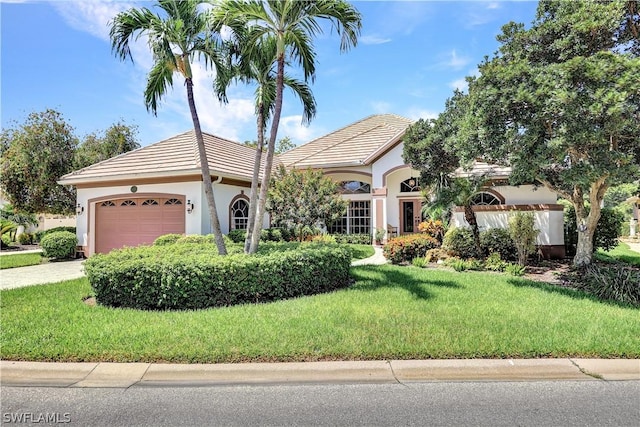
top-left (17, 232), bottom-right (33, 245)
top-left (508, 212), bottom-right (539, 266)
top-left (418, 219), bottom-right (446, 243)
top-left (383, 234), bottom-right (440, 264)
top-left (484, 252), bottom-right (508, 272)
top-left (40, 231), bottom-right (77, 259)
top-left (331, 233), bottom-right (372, 245)
top-left (84, 244), bottom-right (352, 310)
top-left (442, 227), bottom-right (482, 259)
top-left (175, 234), bottom-right (214, 244)
top-left (444, 257), bottom-right (468, 272)
top-left (480, 228), bottom-right (516, 261)
top-left (43, 226), bottom-right (76, 236)
top-left (505, 263), bottom-right (526, 276)
top-left (153, 234), bottom-right (183, 246)
top-left (33, 230), bottom-right (46, 244)
top-left (311, 234), bottom-right (337, 244)
top-left (412, 257), bottom-right (428, 268)
top-left (570, 264), bottom-right (640, 306)
top-left (227, 229), bottom-right (246, 243)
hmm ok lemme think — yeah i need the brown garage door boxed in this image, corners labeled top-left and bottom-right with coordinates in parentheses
top-left (95, 196), bottom-right (185, 254)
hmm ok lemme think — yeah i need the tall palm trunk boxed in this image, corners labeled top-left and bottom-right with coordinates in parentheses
top-left (186, 78), bottom-right (227, 255)
top-left (249, 57), bottom-right (285, 253)
top-left (244, 105), bottom-right (265, 253)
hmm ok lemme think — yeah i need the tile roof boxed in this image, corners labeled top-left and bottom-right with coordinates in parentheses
top-left (59, 130), bottom-right (265, 185)
top-left (279, 114), bottom-right (413, 168)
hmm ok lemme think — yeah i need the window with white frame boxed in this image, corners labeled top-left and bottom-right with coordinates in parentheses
top-left (327, 200), bottom-right (370, 234)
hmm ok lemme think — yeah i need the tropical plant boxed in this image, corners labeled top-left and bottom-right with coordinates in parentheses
top-left (508, 212), bottom-right (539, 266)
top-left (109, 0), bottom-right (230, 255)
top-left (267, 166), bottom-right (348, 242)
top-left (214, 0), bottom-right (362, 254)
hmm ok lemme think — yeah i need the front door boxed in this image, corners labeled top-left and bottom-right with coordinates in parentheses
top-left (399, 199), bottom-right (422, 234)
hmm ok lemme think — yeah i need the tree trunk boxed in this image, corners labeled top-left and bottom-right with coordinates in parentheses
top-left (244, 107), bottom-right (265, 253)
top-left (464, 204), bottom-right (483, 257)
top-left (571, 179), bottom-right (607, 267)
top-left (186, 78), bottom-right (227, 255)
top-left (248, 56), bottom-right (285, 254)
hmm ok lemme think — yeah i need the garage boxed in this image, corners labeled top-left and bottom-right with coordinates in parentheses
top-left (95, 196), bottom-right (185, 254)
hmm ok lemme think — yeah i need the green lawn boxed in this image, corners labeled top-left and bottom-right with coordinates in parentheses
top-left (2, 265), bottom-right (638, 363)
top-left (0, 252), bottom-right (44, 269)
top-left (596, 242), bottom-right (640, 266)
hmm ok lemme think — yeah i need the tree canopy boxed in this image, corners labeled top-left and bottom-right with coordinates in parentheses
top-left (420, 0), bottom-right (639, 267)
top-left (74, 121), bottom-right (140, 169)
top-left (1, 110), bottom-right (141, 215)
top-left (1, 110), bottom-right (78, 214)
top-left (267, 166), bottom-right (348, 240)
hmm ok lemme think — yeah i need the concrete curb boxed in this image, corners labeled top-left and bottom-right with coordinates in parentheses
top-left (1, 359), bottom-right (638, 388)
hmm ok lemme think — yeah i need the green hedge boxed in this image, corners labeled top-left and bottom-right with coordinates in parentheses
top-left (383, 234), bottom-right (440, 264)
top-left (40, 231), bottom-right (77, 259)
top-left (84, 244), bottom-right (352, 310)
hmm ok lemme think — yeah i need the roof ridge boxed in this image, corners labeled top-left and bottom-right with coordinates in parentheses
top-left (280, 114), bottom-right (397, 166)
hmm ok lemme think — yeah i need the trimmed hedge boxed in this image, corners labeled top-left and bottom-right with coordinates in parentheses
top-left (40, 231), bottom-right (77, 260)
top-left (443, 227), bottom-right (482, 259)
top-left (84, 243), bottom-right (352, 310)
top-left (480, 228), bottom-right (517, 261)
top-left (383, 234), bottom-right (440, 264)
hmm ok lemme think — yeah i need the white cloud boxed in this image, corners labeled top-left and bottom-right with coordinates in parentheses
top-left (371, 101), bottom-right (392, 114)
top-left (278, 115), bottom-right (323, 146)
top-left (361, 35), bottom-right (392, 45)
top-left (405, 108), bottom-right (439, 122)
top-left (449, 77), bottom-right (468, 92)
top-left (441, 50), bottom-right (471, 70)
top-left (52, 1), bottom-right (133, 41)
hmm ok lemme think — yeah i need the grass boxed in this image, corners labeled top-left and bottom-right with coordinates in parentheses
top-left (0, 252), bottom-right (44, 269)
top-left (595, 242), bottom-right (640, 266)
top-left (1, 265), bottom-right (638, 363)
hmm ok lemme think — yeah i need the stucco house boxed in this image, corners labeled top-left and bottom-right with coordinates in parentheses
top-left (59, 114), bottom-right (565, 257)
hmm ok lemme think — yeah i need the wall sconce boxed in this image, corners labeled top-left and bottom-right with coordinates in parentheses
top-left (186, 200), bottom-right (194, 214)
top-left (76, 203), bottom-right (84, 215)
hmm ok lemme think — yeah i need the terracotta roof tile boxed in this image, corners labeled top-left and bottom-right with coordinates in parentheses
top-left (279, 114), bottom-right (413, 168)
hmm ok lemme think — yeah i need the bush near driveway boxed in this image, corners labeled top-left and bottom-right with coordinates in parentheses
top-left (40, 231), bottom-right (77, 260)
top-left (84, 243), bottom-right (352, 310)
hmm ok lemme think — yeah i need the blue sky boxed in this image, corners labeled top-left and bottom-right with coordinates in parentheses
top-left (1, 1), bottom-right (539, 148)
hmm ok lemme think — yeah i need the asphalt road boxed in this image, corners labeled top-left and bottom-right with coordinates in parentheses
top-left (2, 381), bottom-right (639, 426)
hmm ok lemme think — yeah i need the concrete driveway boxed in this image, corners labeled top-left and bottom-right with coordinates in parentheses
top-left (0, 258), bottom-right (85, 290)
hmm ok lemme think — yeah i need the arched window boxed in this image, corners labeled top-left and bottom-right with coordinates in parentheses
top-left (470, 192), bottom-right (502, 206)
top-left (338, 181), bottom-right (370, 194)
top-left (230, 198), bottom-right (249, 230)
top-left (400, 177), bottom-right (420, 193)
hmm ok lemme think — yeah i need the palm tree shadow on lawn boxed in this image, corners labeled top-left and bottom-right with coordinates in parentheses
top-left (349, 265), bottom-right (460, 301)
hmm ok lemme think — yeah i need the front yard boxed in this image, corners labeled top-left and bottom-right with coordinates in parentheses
top-left (1, 261), bottom-right (638, 362)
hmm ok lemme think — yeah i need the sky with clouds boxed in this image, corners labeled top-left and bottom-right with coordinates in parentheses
top-left (1, 0), bottom-right (539, 148)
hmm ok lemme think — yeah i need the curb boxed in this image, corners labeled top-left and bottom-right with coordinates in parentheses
top-left (1, 359), bottom-right (638, 388)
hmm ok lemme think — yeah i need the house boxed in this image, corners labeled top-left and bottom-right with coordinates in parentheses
top-left (59, 114), bottom-right (565, 258)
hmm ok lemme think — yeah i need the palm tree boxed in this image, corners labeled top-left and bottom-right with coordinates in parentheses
top-left (424, 175), bottom-right (487, 257)
top-left (110, 0), bottom-right (229, 255)
top-left (214, 0), bottom-right (362, 253)
top-left (218, 35), bottom-right (316, 253)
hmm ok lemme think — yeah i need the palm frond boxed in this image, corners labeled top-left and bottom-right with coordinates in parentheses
top-left (144, 57), bottom-right (175, 115)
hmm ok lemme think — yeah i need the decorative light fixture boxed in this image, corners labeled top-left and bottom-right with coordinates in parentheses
top-left (76, 203), bottom-right (84, 215)
top-left (186, 200), bottom-right (194, 214)
top-left (408, 178), bottom-right (416, 187)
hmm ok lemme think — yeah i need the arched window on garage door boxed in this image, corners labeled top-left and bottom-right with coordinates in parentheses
top-left (230, 198), bottom-right (249, 230)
